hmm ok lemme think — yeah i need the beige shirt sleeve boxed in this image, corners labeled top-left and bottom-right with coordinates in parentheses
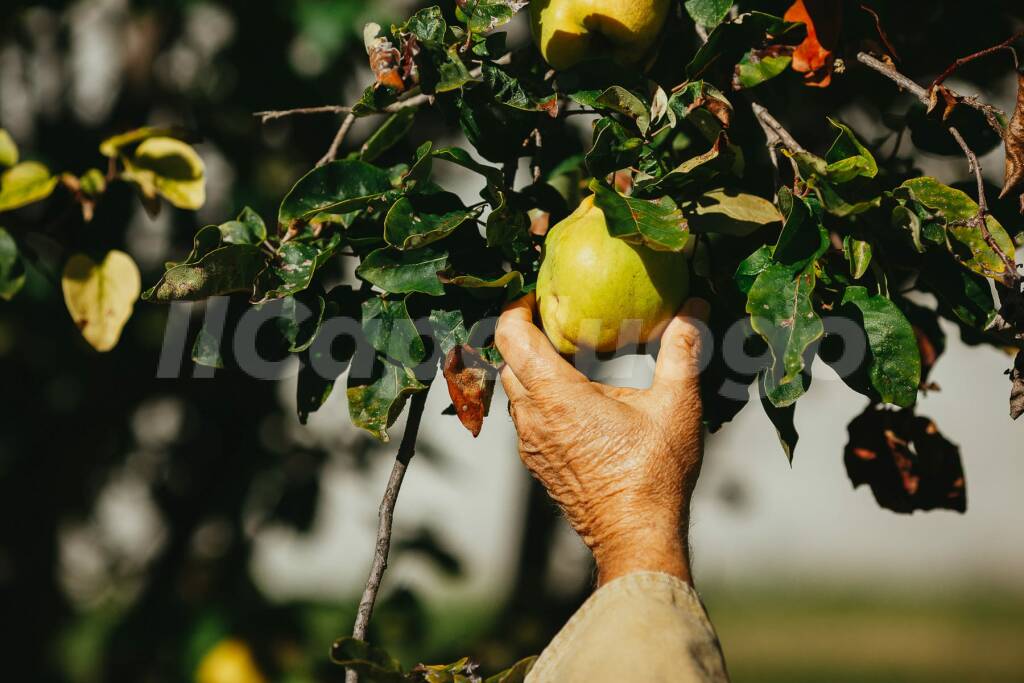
top-left (525, 572), bottom-right (729, 683)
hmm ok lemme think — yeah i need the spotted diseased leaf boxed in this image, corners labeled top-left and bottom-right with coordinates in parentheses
top-left (0, 161), bottom-right (59, 212)
top-left (0, 227), bottom-right (25, 301)
top-left (122, 137), bottom-right (206, 210)
top-left (591, 181), bottom-right (689, 252)
top-left (143, 245), bottom-right (268, 302)
top-left (362, 296), bottom-right (426, 368)
top-left (783, 0), bottom-right (840, 88)
top-left (356, 245), bottom-right (449, 296)
top-left (278, 160), bottom-right (392, 236)
top-left (384, 192), bottom-right (482, 250)
top-left (900, 177), bottom-right (1016, 280)
top-left (430, 309), bottom-right (470, 356)
top-left (398, 6), bottom-right (447, 47)
top-left (844, 406), bottom-right (966, 514)
top-left (747, 263), bottom-right (823, 407)
top-left (365, 23), bottom-right (409, 93)
top-left (998, 71), bottom-right (1024, 212)
top-left (346, 354), bottom-right (427, 441)
top-left (263, 235), bottom-right (340, 300)
top-left (456, 0), bottom-right (528, 33)
top-left (443, 344), bottom-right (497, 437)
top-left (840, 286), bottom-right (921, 408)
top-left (62, 251), bottom-right (141, 352)
top-left (595, 86), bottom-right (651, 134)
top-left (668, 81), bottom-right (734, 135)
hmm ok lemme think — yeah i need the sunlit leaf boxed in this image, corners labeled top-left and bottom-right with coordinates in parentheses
top-left (686, 188), bottom-right (782, 235)
top-left (591, 181), bottom-right (689, 252)
top-left (122, 137), bottom-right (206, 210)
top-left (0, 129), bottom-right (18, 168)
top-left (0, 161), bottom-right (59, 212)
top-left (62, 251), bottom-right (141, 352)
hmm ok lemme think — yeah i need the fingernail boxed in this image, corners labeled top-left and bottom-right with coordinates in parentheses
top-left (683, 297), bottom-right (711, 322)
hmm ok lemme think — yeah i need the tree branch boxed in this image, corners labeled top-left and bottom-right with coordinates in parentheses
top-left (345, 388), bottom-right (430, 683)
top-left (932, 31), bottom-right (1023, 88)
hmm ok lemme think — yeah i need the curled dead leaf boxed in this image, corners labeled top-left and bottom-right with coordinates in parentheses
top-left (443, 344), bottom-right (497, 437)
top-left (999, 71), bottom-right (1024, 213)
top-left (844, 406), bottom-right (966, 513)
top-left (784, 0), bottom-right (841, 88)
top-left (1010, 350), bottom-right (1024, 420)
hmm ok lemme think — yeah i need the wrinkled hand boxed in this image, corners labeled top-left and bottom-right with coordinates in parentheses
top-left (495, 294), bottom-right (709, 586)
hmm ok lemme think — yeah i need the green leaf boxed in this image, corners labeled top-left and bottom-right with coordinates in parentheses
top-left (79, 168), bottom-right (106, 197)
top-left (456, 0), bottom-right (527, 33)
top-left (634, 132), bottom-right (739, 197)
top-left (900, 176), bottom-right (1016, 279)
top-left (735, 49), bottom-right (792, 89)
top-left (791, 120), bottom-right (880, 216)
top-left (329, 637), bottom-right (406, 682)
top-left (591, 181), bottom-right (689, 252)
top-left (0, 227), bottom-right (25, 300)
top-left (482, 62), bottom-right (557, 113)
top-left (686, 188), bottom-right (782, 235)
top-left (346, 355), bottom-right (427, 441)
top-left (485, 190), bottom-right (532, 261)
top-left (219, 206), bottom-right (268, 245)
top-left (760, 373), bottom-right (799, 462)
top-left (555, 58), bottom-right (645, 109)
top-left (278, 160), bottom-right (392, 234)
top-left (361, 108), bottom-right (418, 163)
top-left (143, 245), bottom-right (268, 302)
top-left (356, 245), bottom-right (448, 296)
top-left (735, 245), bottom-right (773, 295)
top-left (585, 117), bottom-right (643, 178)
top-left (99, 126), bottom-right (188, 158)
top-left (362, 296), bottom-right (426, 367)
top-left (687, 12), bottom-right (803, 80)
top-left (384, 192), bottom-right (482, 250)
top-left (167, 225), bottom-right (223, 269)
top-left (747, 263), bottom-right (823, 407)
top-left (919, 255), bottom-right (997, 329)
top-left (429, 309), bottom-right (470, 356)
top-left (684, 0), bottom-right (733, 28)
top-left (840, 286), bottom-right (920, 408)
top-left (442, 270), bottom-right (524, 299)
top-left (773, 190), bottom-right (828, 271)
top-left (0, 129), bottom-right (17, 168)
top-left (298, 285), bottom-right (363, 423)
top-left (436, 45), bottom-right (475, 92)
top-left (122, 137), bottom-right (206, 210)
top-left (398, 6), bottom-right (446, 46)
top-left (264, 235), bottom-right (341, 300)
top-left (192, 323), bottom-right (225, 369)
top-left (0, 162), bottom-right (59, 212)
top-left (431, 147), bottom-right (504, 194)
top-left (595, 86), bottom-right (651, 134)
top-left (843, 236), bottom-right (872, 279)
top-left (484, 657), bottom-right (537, 683)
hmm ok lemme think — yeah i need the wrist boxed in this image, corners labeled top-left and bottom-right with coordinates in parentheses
top-left (590, 516), bottom-right (691, 586)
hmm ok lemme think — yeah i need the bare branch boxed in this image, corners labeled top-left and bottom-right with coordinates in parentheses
top-left (345, 389), bottom-right (430, 683)
top-left (254, 105), bottom-right (351, 123)
top-left (319, 113), bottom-right (357, 167)
top-left (749, 101), bottom-right (806, 154)
top-left (932, 31), bottom-right (1024, 88)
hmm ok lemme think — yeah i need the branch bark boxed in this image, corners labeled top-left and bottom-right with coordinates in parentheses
top-left (345, 388), bottom-right (430, 683)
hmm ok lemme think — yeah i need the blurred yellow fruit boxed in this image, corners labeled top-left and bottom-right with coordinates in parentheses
top-left (196, 639), bottom-right (266, 683)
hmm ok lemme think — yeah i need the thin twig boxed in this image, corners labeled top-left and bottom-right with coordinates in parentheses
top-left (345, 389), bottom-right (430, 683)
top-left (859, 4), bottom-right (901, 64)
top-left (319, 113), bottom-right (357, 166)
top-left (254, 105), bottom-right (351, 123)
top-left (932, 31), bottom-right (1024, 88)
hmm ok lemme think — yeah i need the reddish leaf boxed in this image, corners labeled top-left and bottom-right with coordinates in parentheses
top-left (443, 344), bottom-right (497, 437)
top-left (529, 211), bottom-right (550, 237)
top-left (783, 0), bottom-right (841, 88)
top-left (999, 71), bottom-right (1024, 214)
top-left (844, 406), bottom-right (966, 514)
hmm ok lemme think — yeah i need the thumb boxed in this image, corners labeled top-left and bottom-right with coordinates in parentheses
top-left (650, 298), bottom-right (711, 400)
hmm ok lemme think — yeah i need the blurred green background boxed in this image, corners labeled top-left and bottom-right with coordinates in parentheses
top-left (1, 1), bottom-right (1023, 682)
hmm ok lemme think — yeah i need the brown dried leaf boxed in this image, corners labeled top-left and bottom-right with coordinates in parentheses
top-left (926, 84), bottom-right (959, 120)
top-left (783, 0), bottom-right (841, 88)
top-left (1011, 350), bottom-right (1024, 420)
top-left (529, 211), bottom-right (550, 237)
top-left (443, 344), bottom-right (497, 437)
top-left (999, 71), bottom-right (1024, 211)
top-left (844, 406), bottom-right (966, 514)
top-left (364, 23), bottom-right (407, 93)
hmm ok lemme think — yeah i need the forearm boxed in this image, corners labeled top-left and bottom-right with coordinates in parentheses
top-left (593, 517), bottom-right (692, 586)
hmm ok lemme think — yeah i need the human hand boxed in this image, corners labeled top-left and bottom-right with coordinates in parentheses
top-left (494, 293), bottom-right (710, 586)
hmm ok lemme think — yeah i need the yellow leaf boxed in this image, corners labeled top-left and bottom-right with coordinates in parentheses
top-left (123, 137), bottom-right (206, 210)
top-left (0, 129), bottom-right (17, 168)
top-left (0, 161), bottom-right (59, 212)
top-left (196, 639), bottom-right (267, 683)
top-left (98, 125), bottom-right (181, 158)
top-left (61, 251), bottom-right (141, 352)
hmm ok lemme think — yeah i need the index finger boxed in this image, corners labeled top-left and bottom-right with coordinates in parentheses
top-left (495, 293), bottom-right (587, 392)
